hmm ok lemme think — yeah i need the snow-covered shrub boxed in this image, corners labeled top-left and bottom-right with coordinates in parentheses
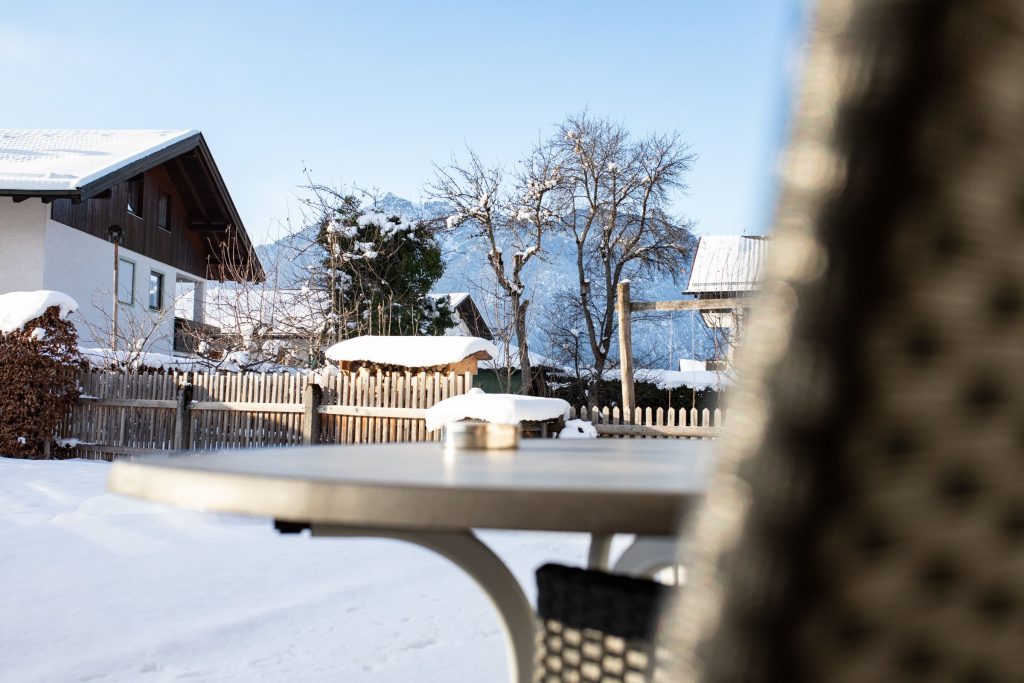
top-left (558, 419), bottom-right (598, 439)
top-left (0, 299), bottom-right (81, 458)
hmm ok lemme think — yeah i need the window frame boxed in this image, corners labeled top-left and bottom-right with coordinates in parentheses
top-left (148, 270), bottom-right (165, 311)
top-left (157, 192), bottom-right (171, 231)
top-left (127, 175), bottom-right (144, 218)
top-left (117, 257), bottom-right (136, 305)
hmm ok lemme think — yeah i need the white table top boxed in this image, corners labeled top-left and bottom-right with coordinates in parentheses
top-left (107, 439), bottom-right (715, 535)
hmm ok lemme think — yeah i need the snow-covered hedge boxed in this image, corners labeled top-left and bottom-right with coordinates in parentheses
top-left (0, 291), bottom-right (82, 458)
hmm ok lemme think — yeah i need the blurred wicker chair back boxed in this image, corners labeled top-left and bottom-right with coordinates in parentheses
top-left (655, 0), bottom-right (1024, 680)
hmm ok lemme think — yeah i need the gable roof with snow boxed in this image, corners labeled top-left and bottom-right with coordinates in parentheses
top-left (685, 235), bottom-right (769, 294)
top-left (325, 335), bottom-right (497, 370)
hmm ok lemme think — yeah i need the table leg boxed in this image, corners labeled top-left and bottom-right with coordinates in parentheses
top-left (587, 533), bottom-right (614, 570)
top-left (311, 525), bottom-right (535, 683)
top-left (612, 535), bottom-right (685, 580)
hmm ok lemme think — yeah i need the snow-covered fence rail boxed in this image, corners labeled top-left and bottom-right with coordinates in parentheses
top-left (60, 368), bottom-right (474, 458)
top-left (571, 404), bottom-right (726, 438)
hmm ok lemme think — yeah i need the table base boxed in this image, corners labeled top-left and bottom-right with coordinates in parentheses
top-left (309, 524), bottom-right (535, 683)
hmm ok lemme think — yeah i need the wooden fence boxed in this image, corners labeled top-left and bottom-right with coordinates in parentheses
top-left (60, 369), bottom-right (725, 459)
top-left (61, 368), bottom-right (474, 458)
top-left (570, 405), bottom-right (726, 438)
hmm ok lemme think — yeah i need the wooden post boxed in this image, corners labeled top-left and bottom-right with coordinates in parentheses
top-left (616, 280), bottom-right (636, 417)
top-left (303, 383), bottom-right (322, 445)
top-left (173, 383), bottom-right (193, 451)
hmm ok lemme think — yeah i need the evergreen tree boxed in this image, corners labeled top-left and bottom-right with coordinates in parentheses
top-left (313, 195), bottom-right (454, 341)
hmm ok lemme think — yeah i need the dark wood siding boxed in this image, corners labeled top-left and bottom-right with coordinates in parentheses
top-left (50, 164), bottom-right (214, 279)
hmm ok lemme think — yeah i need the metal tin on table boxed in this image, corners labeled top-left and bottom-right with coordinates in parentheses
top-left (442, 420), bottom-right (519, 453)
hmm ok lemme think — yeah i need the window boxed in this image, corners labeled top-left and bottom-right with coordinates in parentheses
top-left (149, 271), bottom-right (164, 310)
top-left (157, 193), bottom-right (171, 231)
top-left (175, 280), bottom-right (198, 321)
top-left (127, 175), bottom-right (144, 217)
top-left (118, 258), bottom-right (135, 304)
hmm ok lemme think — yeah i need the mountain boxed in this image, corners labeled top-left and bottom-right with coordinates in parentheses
top-left (256, 194), bottom-right (714, 367)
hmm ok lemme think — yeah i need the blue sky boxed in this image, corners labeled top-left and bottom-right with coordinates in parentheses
top-left (2, 1), bottom-right (804, 245)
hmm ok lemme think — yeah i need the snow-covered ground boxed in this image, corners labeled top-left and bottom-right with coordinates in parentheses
top-left (0, 457), bottom-right (617, 682)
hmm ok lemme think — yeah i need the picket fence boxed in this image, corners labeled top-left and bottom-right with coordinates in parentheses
top-left (571, 404), bottom-right (725, 438)
top-left (60, 369), bottom-right (724, 459)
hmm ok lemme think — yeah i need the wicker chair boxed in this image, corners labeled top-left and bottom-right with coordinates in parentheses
top-left (536, 564), bottom-right (666, 683)
top-left (649, 0), bottom-right (1024, 680)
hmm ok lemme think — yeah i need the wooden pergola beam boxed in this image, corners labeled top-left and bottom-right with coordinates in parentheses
top-left (629, 297), bottom-right (750, 312)
top-left (616, 291), bottom-right (753, 414)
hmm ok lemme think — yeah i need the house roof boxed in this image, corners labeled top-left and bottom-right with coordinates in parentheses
top-left (0, 129), bottom-right (198, 193)
top-left (685, 235), bottom-right (769, 294)
top-left (0, 129), bottom-right (262, 280)
top-left (431, 291), bottom-right (493, 340)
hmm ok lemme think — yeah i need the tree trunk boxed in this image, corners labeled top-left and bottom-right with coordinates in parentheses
top-left (513, 297), bottom-right (533, 395)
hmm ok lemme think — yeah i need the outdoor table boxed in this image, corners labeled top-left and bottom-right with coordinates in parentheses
top-left (108, 439), bottom-right (713, 683)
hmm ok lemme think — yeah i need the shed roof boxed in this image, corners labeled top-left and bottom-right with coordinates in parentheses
top-left (324, 335), bottom-right (497, 369)
top-left (685, 235), bottom-right (769, 294)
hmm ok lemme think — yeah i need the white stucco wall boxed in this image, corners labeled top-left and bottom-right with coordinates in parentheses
top-left (0, 198), bottom-right (48, 293)
top-left (42, 219), bottom-right (204, 354)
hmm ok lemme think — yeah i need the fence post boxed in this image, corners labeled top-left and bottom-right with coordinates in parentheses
top-left (616, 280), bottom-right (635, 417)
top-left (173, 383), bottom-right (193, 451)
top-left (303, 383), bottom-right (322, 445)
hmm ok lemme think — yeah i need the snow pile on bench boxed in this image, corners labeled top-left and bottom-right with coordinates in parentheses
top-left (558, 419), bottom-right (598, 439)
top-left (0, 290), bottom-right (78, 333)
top-left (425, 388), bottom-right (571, 431)
top-left (325, 335), bottom-right (497, 368)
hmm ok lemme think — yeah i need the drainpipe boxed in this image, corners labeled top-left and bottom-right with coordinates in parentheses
top-left (108, 224), bottom-right (123, 352)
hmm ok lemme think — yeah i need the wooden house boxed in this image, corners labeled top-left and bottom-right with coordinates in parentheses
top-left (0, 129), bottom-right (263, 355)
top-left (685, 235), bottom-right (769, 329)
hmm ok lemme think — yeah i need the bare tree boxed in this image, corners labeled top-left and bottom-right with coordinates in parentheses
top-left (188, 232), bottom-right (330, 371)
top-left (81, 288), bottom-right (182, 369)
top-left (547, 112), bottom-right (697, 405)
top-left (430, 146), bottom-right (559, 394)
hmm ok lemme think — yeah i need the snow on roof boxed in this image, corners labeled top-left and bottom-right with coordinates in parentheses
top-left (431, 292), bottom-right (470, 308)
top-left (324, 335), bottom-right (497, 368)
top-left (424, 388), bottom-right (571, 430)
top-left (0, 290), bottom-right (78, 333)
top-left (686, 235), bottom-right (769, 294)
top-left (0, 129), bottom-right (197, 192)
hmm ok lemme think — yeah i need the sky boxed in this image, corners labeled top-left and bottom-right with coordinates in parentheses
top-left (1, 0), bottom-right (805, 246)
